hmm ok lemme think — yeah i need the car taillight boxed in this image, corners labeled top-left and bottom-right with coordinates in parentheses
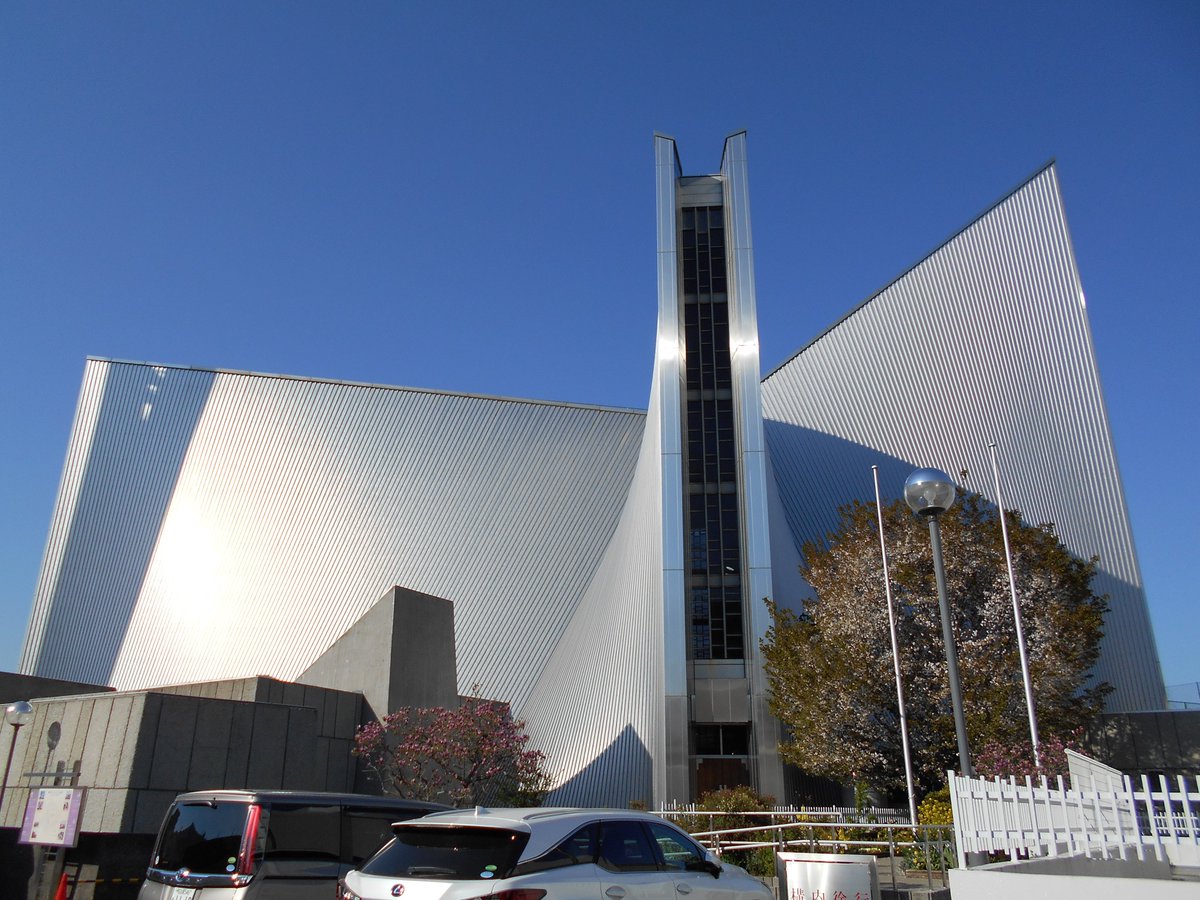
top-left (237, 803), bottom-right (262, 875)
top-left (337, 881), bottom-right (363, 900)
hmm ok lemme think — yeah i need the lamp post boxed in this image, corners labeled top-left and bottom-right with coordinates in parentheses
top-left (904, 468), bottom-right (974, 779)
top-left (1, 700), bottom-right (34, 819)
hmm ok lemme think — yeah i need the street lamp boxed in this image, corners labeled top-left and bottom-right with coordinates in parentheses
top-left (904, 468), bottom-right (974, 779)
top-left (1, 700), bottom-right (34, 819)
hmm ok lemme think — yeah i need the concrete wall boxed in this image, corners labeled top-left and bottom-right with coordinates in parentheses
top-left (154, 676), bottom-right (364, 793)
top-left (1, 680), bottom-right (365, 837)
top-left (949, 855), bottom-right (1197, 899)
top-left (1, 691), bottom-right (313, 836)
top-left (0, 672), bottom-right (111, 704)
top-left (298, 586), bottom-right (459, 718)
top-left (1, 673), bottom-right (369, 898)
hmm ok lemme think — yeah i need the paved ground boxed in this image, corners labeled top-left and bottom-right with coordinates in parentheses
top-left (876, 856), bottom-right (952, 899)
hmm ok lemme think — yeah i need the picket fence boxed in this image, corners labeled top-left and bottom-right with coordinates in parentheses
top-left (949, 769), bottom-right (1200, 868)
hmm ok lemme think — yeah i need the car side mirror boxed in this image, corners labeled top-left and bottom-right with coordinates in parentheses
top-left (688, 856), bottom-right (722, 878)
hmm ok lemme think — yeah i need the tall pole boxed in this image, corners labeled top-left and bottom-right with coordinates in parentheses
top-left (1, 701), bottom-right (34, 826)
top-left (928, 515), bottom-right (973, 779)
top-left (1, 725), bottom-right (25, 818)
top-left (988, 442), bottom-right (1041, 768)
top-left (872, 466), bottom-right (920, 826)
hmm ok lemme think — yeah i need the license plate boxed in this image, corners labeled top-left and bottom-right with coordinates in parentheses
top-left (170, 889), bottom-right (196, 900)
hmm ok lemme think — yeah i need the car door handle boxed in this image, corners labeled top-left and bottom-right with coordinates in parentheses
top-left (605, 888), bottom-right (626, 898)
top-left (676, 884), bottom-right (693, 894)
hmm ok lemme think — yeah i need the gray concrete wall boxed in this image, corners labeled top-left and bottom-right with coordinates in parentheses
top-left (0, 671), bottom-right (112, 704)
top-left (298, 586), bottom-right (458, 717)
top-left (949, 856), bottom-right (1197, 899)
top-left (0, 688), bottom-right (342, 836)
top-left (155, 676), bottom-right (363, 791)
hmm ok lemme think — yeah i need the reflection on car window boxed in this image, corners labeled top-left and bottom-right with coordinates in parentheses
top-left (361, 826), bottom-right (528, 879)
top-left (346, 812), bottom-right (398, 865)
top-left (153, 802), bottom-right (248, 874)
top-left (599, 821), bottom-right (659, 872)
top-left (513, 823), bottom-right (597, 875)
top-left (646, 822), bottom-right (704, 870)
top-left (264, 805), bottom-right (341, 861)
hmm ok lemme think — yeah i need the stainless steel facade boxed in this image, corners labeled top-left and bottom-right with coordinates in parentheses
top-left (760, 163), bottom-right (1165, 712)
top-left (20, 143), bottom-right (1165, 809)
top-left (20, 362), bottom-right (647, 714)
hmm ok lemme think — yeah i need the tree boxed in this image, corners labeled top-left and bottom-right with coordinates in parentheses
top-left (761, 492), bottom-right (1109, 795)
top-left (353, 688), bottom-right (553, 806)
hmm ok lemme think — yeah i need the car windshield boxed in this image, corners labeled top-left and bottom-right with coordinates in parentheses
top-left (360, 826), bottom-right (528, 880)
top-left (153, 801), bottom-right (248, 874)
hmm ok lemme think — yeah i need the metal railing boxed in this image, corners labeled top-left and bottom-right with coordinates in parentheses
top-left (654, 807), bottom-right (957, 893)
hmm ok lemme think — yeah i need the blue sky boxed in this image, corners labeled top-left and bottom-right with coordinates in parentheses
top-left (1, 2), bottom-right (1196, 688)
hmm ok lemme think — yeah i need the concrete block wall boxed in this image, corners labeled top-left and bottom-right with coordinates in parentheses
top-left (1, 687), bottom-right (340, 837)
top-left (155, 676), bottom-right (364, 794)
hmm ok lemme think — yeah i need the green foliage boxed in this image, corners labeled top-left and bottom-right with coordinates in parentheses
top-left (901, 789), bottom-right (956, 870)
top-left (681, 786), bottom-right (778, 877)
top-left (761, 492), bottom-right (1110, 795)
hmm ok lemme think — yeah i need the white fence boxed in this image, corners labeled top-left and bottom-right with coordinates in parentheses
top-left (949, 769), bottom-right (1200, 868)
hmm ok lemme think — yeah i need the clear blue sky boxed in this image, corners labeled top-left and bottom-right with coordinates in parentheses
top-left (2, 2), bottom-right (1197, 689)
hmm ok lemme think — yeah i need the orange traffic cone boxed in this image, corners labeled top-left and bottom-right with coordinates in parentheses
top-left (53, 871), bottom-right (69, 900)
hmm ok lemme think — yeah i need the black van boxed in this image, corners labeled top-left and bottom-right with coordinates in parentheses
top-left (138, 790), bottom-right (447, 900)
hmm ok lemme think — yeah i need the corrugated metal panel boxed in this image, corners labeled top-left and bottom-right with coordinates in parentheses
top-left (23, 362), bottom-right (646, 717)
top-left (522, 367), bottom-right (666, 807)
top-left (760, 165), bottom-right (1164, 712)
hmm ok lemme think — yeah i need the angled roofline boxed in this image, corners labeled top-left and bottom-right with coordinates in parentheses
top-left (762, 158), bottom-right (1058, 382)
top-left (653, 131), bottom-right (683, 178)
top-left (85, 356), bottom-right (647, 417)
top-left (720, 129), bottom-right (748, 171)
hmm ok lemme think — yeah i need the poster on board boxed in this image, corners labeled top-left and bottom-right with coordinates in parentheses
top-left (18, 787), bottom-right (86, 848)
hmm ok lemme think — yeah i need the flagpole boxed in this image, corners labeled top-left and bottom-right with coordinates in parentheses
top-left (873, 465), bottom-right (919, 825)
top-left (988, 442), bottom-right (1042, 768)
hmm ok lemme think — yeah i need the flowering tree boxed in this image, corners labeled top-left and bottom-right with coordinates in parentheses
top-left (973, 732), bottom-right (1081, 781)
top-left (353, 688), bottom-right (552, 806)
top-left (761, 492), bottom-right (1109, 795)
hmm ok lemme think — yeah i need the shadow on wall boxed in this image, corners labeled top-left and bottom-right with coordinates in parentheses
top-left (548, 724), bottom-right (652, 808)
top-left (763, 419), bottom-right (919, 550)
top-left (25, 364), bottom-right (215, 683)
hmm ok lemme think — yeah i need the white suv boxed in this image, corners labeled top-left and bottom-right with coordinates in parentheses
top-left (339, 807), bottom-right (773, 900)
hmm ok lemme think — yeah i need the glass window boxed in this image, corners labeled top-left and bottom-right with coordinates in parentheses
top-left (694, 725), bottom-right (722, 756)
top-left (598, 821), bottom-right (659, 872)
top-left (513, 824), bottom-right (596, 875)
top-left (647, 822), bottom-right (705, 871)
top-left (153, 801), bottom-right (250, 874)
top-left (360, 826), bottom-right (528, 879)
top-left (346, 811), bottom-right (402, 866)
top-left (263, 804), bottom-right (340, 861)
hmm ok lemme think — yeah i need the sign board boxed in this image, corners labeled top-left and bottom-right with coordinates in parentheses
top-left (776, 851), bottom-right (879, 900)
top-left (18, 787), bottom-right (86, 847)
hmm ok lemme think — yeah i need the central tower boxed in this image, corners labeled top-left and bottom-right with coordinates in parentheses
top-left (653, 132), bottom-right (783, 802)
